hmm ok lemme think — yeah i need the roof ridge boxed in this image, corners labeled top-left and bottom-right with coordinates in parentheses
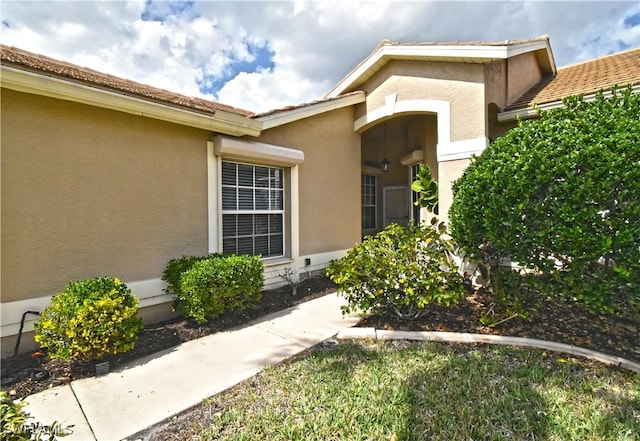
top-left (381, 34), bottom-right (550, 47)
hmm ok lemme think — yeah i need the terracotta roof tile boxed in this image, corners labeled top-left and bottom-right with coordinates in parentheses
top-left (252, 91), bottom-right (363, 118)
top-left (505, 47), bottom-right (640, 111)
top-left (0, 45), bottom-right (254, 117)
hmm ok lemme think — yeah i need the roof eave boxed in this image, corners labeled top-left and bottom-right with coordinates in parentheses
top-left (1, 66), bottom-right (262, 136)
top-left (256, 91), bottom-right (366, 129)
top-left (497, 83), bottom-right (640, 122)
top-left (326, 39), bottom-right (554, 99)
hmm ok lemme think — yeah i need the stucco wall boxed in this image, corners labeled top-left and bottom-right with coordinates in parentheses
top-left (358, 60), bottom-right (486, 142)
top-left (1, 89), bottom-right (209, 303)
top-left (256, 107), bottom-right (361, 256)
top-left (484, 60), bottom-right (507, 108)
top-left (438, 158), bottom-right (471, 223)
top-left (507, 52), bottom-right (542, 105)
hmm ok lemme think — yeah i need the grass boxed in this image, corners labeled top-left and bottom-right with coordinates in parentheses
top-left (170, 341), bottom-right (639, 440)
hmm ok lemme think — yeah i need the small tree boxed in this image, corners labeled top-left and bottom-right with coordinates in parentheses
top-left (450, 86), bottom-right (640, 317)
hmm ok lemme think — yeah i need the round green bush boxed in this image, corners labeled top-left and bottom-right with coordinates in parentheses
top-left (34, 277), bottom-right (143, 361)
top-left (450, 86), bottom-right (640, 316)
top-left (326, 223), bottom-right (465, 320)
top-left (175, 254), bottom-right (264, 323)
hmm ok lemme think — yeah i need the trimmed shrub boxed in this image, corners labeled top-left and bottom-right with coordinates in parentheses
top-left (34, 277), bottom-right (143, 361)
top-left (326, 223), bottom-right (465, 320)
top-left (1, 391), bottom-right (73, 440)
top-left (450, 86), bottom-right (640, 317)
top-left (175, 254), bottom-right (264, 323)
top-left (162, 253), bottom-right (222, 296)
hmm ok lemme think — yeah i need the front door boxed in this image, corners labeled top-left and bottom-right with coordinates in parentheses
top-left (383, 185), bottom-right (409, 227)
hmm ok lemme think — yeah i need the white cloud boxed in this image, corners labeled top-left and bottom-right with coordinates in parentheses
top-left (216, 68), bottom-right (330, 114)
top-left (1, 1), bottom-right (638, 113)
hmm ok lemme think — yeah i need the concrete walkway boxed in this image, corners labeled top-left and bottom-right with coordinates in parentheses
top-left (21, 292), bottom-right (640, 440)
top-left (23, 292), bottom-right (361, 441)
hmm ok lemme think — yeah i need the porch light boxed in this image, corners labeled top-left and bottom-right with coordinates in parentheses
top-left (381, 121), bottom-right (391, 172)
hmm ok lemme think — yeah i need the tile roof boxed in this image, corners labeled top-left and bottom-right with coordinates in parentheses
top-left (505, 47), bottom-right (640, 111)
top-left (252, 91), bottom-right (364, 118)
top-left (0, 45), bottom-right (254, 117)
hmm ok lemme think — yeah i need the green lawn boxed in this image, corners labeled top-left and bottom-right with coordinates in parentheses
top-left (181, 341), bottom-right (639, 440)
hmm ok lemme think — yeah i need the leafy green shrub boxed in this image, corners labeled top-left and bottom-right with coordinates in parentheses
top-left (162, 253), bottom-right (222, 296)
top-left (175, 255), bottom-right (264, 323)
top-left (411, 163), bottom-right (439, 215)
top-left (326, 223), bottom-right (465, 320)
top-left (450, 86), bottom-right (640, 317)
top-left (34, 277), bottom-right (143, 361)
top-left (1, 391), bottom-right (73, 440)
top-left (477, 267), bottom-right (540, 327)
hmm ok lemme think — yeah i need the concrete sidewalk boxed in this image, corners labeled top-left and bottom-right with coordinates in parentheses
top-left (23, 292), bottom-right (360, 441)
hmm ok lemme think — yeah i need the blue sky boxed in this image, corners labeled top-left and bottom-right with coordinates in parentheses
top-left (1, 1), bottom-right (638, 113)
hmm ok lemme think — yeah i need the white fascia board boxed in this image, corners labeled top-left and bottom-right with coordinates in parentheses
top-left (327, 41), bottom-right (554, 99)
top-left (257, 91), bottom-right (365, 129)
top-left (327, 45), bottom-right (512, 99)
top-left (505, 40), bottom-right (551, 58)
top-left (1, 66), bottom-right (262, 137)
top-left (497, 83), bottom-right (640, 122)
top-left (507, 40), bottom-right (556, 74)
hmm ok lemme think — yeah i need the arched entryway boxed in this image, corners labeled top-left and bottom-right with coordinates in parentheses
top-left (359, 113), bottom-right (438, 236)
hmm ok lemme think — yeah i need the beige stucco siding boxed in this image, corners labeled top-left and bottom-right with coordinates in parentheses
top-left (1, 89), bottom-right (209, 302)
top-left (507, 52), bottom-right (542, 105)
top-left (438, 158), bottom-right (471, 222)
top-left (359, 60), bottom-right (486, 142)
top-left (257, 107), bottom-right (361, 255)
top-left (484, 60), bottom-right (507, 109)
top-left (483, 53), bottom-right (543, 111)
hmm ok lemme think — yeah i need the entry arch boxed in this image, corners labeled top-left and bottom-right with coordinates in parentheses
top-left (354, 98), bottom-right (451, 147)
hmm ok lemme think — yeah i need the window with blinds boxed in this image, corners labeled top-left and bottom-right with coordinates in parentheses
top-left (361, 174), bottom-right (376, 230)
top-left (222, 161), bottom-right (284, 258)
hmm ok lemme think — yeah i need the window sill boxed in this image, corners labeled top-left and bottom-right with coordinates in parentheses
top-left (263, 256), bottom-right (294, 267)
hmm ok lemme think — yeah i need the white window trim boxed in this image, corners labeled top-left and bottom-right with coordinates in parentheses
top-left (207, 139), bottom-right (302, 261)
top-left (220, 161), bottom-right (286, 258)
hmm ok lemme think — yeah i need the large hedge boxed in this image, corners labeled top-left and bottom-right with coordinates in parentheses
top-left (449, 86), bottom-right (640, 316)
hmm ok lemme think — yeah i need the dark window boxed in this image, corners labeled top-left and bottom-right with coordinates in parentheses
top-left (222, 161), bottom-right (284, 257)
top-left (361, 174), bottom-right (376, 230)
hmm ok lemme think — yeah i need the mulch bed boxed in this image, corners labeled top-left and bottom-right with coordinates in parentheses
top-left (357, 289), bottom-right (639, 364)
top-left (1, 276), bottom-right (337, 400)
top-left (2, 277), bottom-right (638, 401)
